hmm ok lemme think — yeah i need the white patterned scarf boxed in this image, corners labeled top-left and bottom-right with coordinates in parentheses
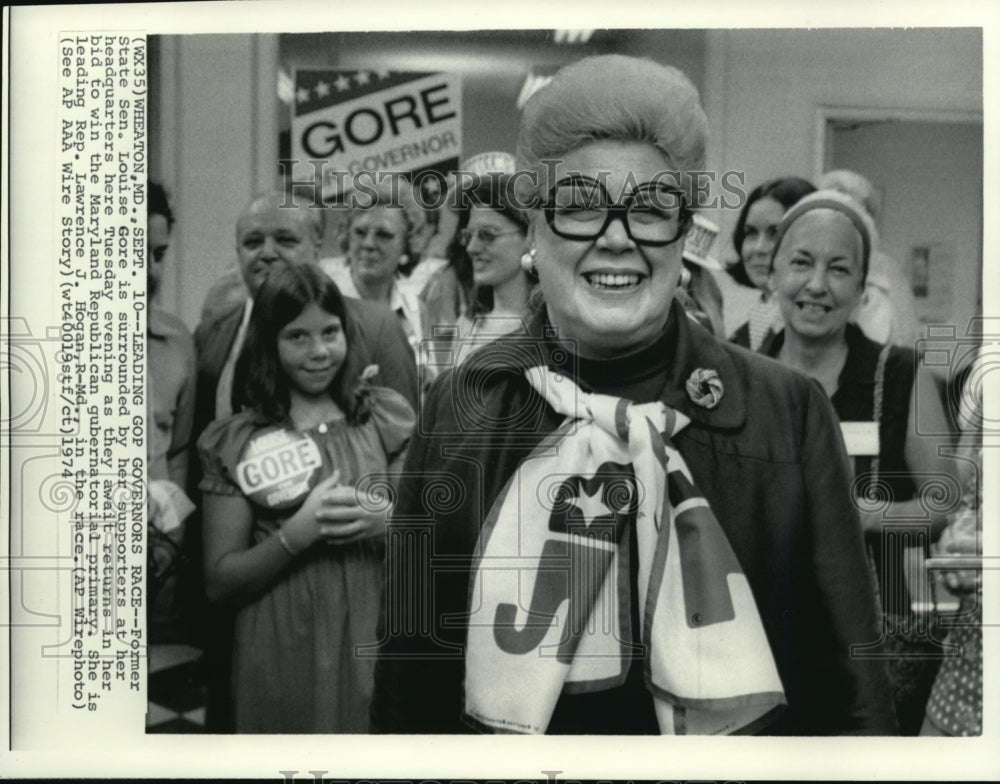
top-left (464, 366), bottom-right (786, 734)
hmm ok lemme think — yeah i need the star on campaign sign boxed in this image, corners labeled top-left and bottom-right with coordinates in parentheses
top-left (291, 69), bottom-right (462, 200)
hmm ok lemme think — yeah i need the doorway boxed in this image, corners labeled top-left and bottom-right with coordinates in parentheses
top-left (815, 109), bottom-right (983, 339)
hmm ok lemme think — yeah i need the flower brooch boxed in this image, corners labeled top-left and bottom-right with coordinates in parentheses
top-left (685, 368), bottom-right (724, 409)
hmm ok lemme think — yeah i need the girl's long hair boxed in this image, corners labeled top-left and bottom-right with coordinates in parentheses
top-left (234, 264), bottom-right (369, 425)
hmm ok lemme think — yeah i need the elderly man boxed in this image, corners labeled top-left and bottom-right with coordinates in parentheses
top-left (190, 191), bottom-right (418, 731)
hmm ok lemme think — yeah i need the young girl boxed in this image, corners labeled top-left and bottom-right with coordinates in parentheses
top-left (197, 264), bottom-right (414, 733)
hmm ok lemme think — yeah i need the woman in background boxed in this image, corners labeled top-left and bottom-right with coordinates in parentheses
top-left (818, 168), bottom-right (920, 349)
top-left (922, 348), bottom-right (984, 736)
top-left (447, 173), bottom-right (535, 362)
top-left (419, 153), bottom-right (521, 342)
top-left (716, 176), bottom-right (815, 349)
top-left (321, 179), bottom-right (430, 359)
top-left (761, 189), bottom-right (954, 733)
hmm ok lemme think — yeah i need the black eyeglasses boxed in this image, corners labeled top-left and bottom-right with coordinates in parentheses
top-left (457, 228), bottom-right (522, 247)
top-left (542, 176), bottom-right (691, 247)
top-left (350, 225), bottom-right (399, 244)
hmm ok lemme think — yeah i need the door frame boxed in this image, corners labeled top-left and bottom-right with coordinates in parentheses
top-left (812, 105), bottom-right (983, 184)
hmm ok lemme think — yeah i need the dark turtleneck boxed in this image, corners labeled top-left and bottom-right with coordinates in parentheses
top-left (550, 312), bottom-right (677, 405)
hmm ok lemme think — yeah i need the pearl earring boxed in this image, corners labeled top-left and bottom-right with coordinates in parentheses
top-left (520, 247), bottom-right (537, 272)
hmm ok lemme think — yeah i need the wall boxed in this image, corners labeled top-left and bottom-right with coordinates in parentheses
top-left (158, 29), bottom-right (709, 328)
top-left (703, 27), bottom-right (983, 275)
top-left (154, 34), bottom-right (278, 328)
top-left (831, 120), bottom-right (983, 336)
top-left (154, 28), bottom-right (983, 332)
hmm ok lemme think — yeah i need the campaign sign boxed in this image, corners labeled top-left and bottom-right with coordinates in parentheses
top-left (236, 427), bottom-right (325, 511)
top-left (291, 69), bottom-right (462, 201)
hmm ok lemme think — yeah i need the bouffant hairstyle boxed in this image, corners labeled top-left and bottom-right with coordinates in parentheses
top-left (235, 264), bottom-right (370, 425)
top-left (727, 176), bottom-right (816, 288)
top-left (340, 177), bottom-right (427, 277)
top-left (515, 55), bottom-right (708, 206)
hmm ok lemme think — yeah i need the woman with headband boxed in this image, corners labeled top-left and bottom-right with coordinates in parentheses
top-left (761, 189), bottom-right (955, 733)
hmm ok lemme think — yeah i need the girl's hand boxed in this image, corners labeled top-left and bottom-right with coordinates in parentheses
top-left (317, 483), bottom-right (391, 545)
top-left (280, 470), bottom-right (342, 554)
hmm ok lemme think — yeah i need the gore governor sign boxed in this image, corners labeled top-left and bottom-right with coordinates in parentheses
top-left (291, 69), bottom-right (462, 197)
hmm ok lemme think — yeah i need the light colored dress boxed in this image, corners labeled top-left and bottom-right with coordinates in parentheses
top-left (198, 388), bottom-right (414, 733)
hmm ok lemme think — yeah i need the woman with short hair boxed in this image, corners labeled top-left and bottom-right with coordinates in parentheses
top-left (321, 178), bottom-right (430, 357)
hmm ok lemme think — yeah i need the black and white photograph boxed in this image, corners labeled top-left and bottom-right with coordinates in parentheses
top-left (2, 1), bottom-right (997, 780)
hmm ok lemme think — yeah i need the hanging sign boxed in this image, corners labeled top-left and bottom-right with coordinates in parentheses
top-left (291, 69), bottom-right (462, 202)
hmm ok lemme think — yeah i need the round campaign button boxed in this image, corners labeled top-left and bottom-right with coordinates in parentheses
top-left (235, 427), bottom-right (325, 510)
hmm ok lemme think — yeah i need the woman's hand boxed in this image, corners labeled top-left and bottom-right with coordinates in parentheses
top-left (316, 483), bottom-right (390, 545)
top-left (934, 509), bottom-right (980, 596)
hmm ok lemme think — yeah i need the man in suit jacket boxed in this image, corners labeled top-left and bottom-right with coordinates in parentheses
top-left (189, 191), bottom-right (419, 730)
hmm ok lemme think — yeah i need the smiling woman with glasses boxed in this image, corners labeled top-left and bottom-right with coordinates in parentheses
top-left (430, 172), bottom-right (538, 365)
top-left (319, 178), bottom-right (436, 384)
top-left (373, 55), bottom-right (898, 737)
top-left (544, 175), bottom-right (691, 246)
top-left (457, 226), bottom-right (523, 246)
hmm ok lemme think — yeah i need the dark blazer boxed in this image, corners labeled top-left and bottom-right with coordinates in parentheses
top-left (372, 303), bottom-right (898, 735)
top-left (760, 324), bottom-right (920, 619)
